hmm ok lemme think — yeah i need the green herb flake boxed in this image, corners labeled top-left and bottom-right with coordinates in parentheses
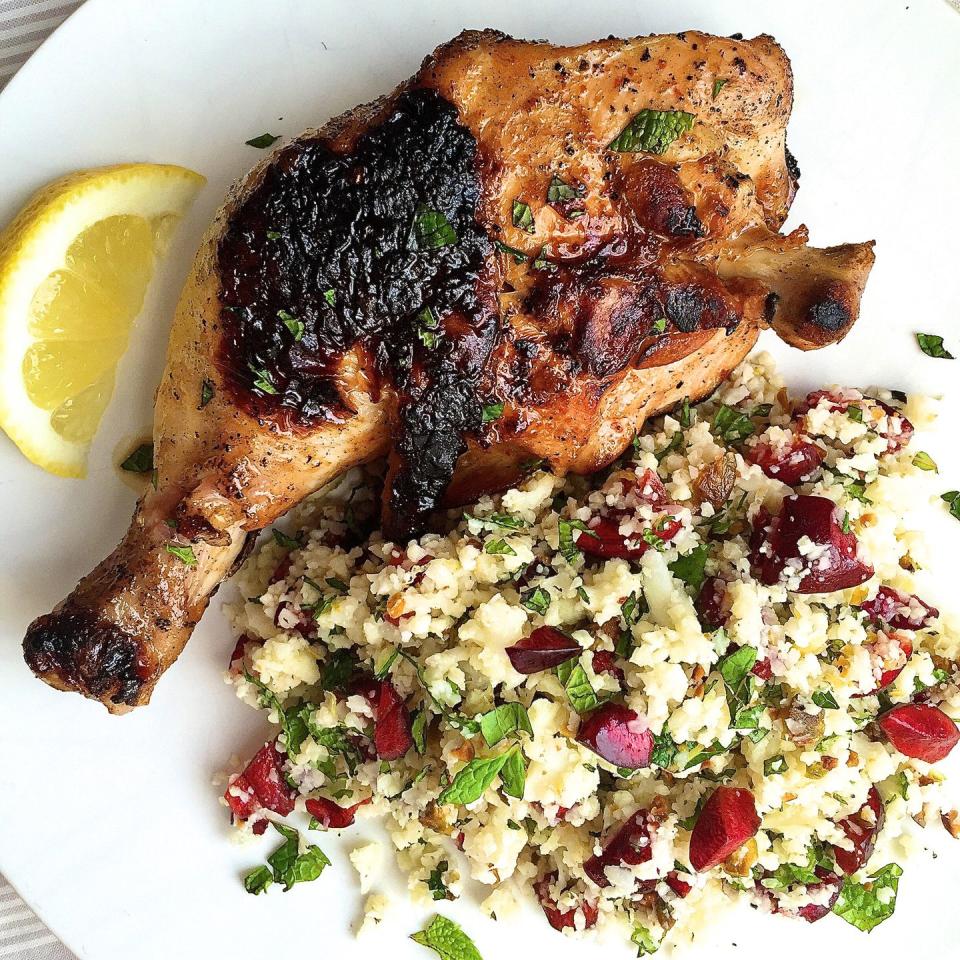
top-left (266, 229), bottom-right (282, 240)
top-left (249, 364), bottom-right (278, 395)
top-left (912, 451), bottom-right (938, 472)
top-left (813, 690), bottom-right (839, 710)
top-left (652, 316), bottom-right (667, 334)
top-left (246, 133), bottom-right (279, 148)
top-left (712, 77), bottom-right (729, 99)
top-left (679, 397), bottom-right (693, 428)
top-left (494, 239), bottom-right (528, 264)
top-left (165, 543), bottom-right (197, 565)
top-left (712, 404), bottom-right (756, 443)
top-left (323, 288), bottom-right (336, 307)
top-left (427, 861), bottom-right (454, 901)
top-left (631, 924), bottom-right (663, 956)
top-left (266, 822), bottom-right (331, 891)
top-left (511, 199), bottom-right (535, 233)
top-left (609, 108), bottom-right (695, 154)
top-left (244, 865), bottom-right (274, 895)
top-left (651, 728), bottom-right (677, 768)
top-left (467, 511), bottom-right (525, 530)
top-left (481, 401), bottom-right (504, 423)
top-left (558, 517), bottom-right (595, 564)
top-left (560, 661), bottom-right (601, 714)
top-left (272, 528), bottom-right (302, 550)
top-left (942, 490), bottom-right (960, 521)
top-left (484, 537), bottom-right (516, 556)
top-left (199, 379), bottom-right (215, 408)
top-left (763, 755), bottom-right (787, 776)
top-left (499, 747), bottom-right (526, 799)
top-left (437, 750), bottom-right (516, 806)
top-left (916, 332), bottom-right (955, 359)
top-left (278, 309), bottom-right (304, 341)
top-left (120, 442), bottom-right (154, 474)
top-left (411, 915), bottom-right (484, 960)
top-left (414, 205), bottom-right (457, 249)
top-left (521, 586), bottom-right (551, 616)
top-left (718, 644), bottom-right (757, 714)
top-left (411, 710), bottom-right (429, 754)
top-left (669, 545), bottom-right (709, 593)
top-left (479, 702), bottom-right (533, 747)
top-left (832, 863), bottom-right (903, 931)
top-left (547, 176), bottom-right (579, 203)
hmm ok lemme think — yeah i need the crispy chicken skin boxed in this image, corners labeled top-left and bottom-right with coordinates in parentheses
top-left (24, 29), bottom-right (875, 712)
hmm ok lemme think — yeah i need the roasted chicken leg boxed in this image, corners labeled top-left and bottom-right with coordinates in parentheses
top-left (24, 29), bottom-right (875, 712)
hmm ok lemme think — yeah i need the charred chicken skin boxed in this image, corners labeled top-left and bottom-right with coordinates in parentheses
top-left (23, 29), bottom-right (875, 712)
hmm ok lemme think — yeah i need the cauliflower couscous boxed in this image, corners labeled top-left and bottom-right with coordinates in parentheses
top-left (221, 353), bottom-right (960, 953)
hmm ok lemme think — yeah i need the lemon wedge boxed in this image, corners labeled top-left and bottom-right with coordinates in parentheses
top-left (0, 163), bottom-right (205, 477)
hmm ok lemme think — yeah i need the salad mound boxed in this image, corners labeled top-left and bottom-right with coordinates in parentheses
top-left (221, 353), bottom-right (960, 951)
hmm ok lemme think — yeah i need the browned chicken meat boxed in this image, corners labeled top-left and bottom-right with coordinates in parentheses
top-left (23, 29), bottom-right (875, 712)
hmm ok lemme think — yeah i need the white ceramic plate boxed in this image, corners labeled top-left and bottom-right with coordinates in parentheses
top-left (1, 1), bottom-right (959, 958)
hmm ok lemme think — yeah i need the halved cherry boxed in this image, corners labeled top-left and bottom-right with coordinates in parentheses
top-left (223, 740), bottom-right (296, 821)
top-left (506, 626), bottom-right (581, 674)
top-left (861, 586), bottom-right (939, 631)
top-left (584, 809), bottom-right (654, 887)
top-left (833, 786), bottom-right (884, 875)
top-left (592, 650), bottom-right (626, 687)
top-left (696, 576), bottom-right (729, 630)
top-left (534, 872), bottom-right (599, 930)
top-left (304, 795), bottom-right (371, 829)
top-left (878, 703), bottom-right (960, 762)
top-left (746, 434), bottom-right (824, 485)
top-left (371, 680), bottom-right (414, 760)
top-left (688, 786), bottom-right (760, 872)
top-left (577, 703), bottom-right (654, 769)
top-left (750, 494), bottom-right (873, 593)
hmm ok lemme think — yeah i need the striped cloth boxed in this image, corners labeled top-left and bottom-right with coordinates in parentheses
top-left (0, 0), bottom-right (83, 89)
top-left (0, 880), bottom-right (73, 960)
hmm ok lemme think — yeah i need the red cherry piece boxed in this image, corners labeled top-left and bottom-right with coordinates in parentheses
top-left (592, 650), bottom-right (626, 686)
top-left (506, 626), bottom-right (581, 674)
top-left (747, 435), bottom-right (824, 485)
top-left (577, 703), bottom-right (654, 770)
top-left (229, 633), bottom-right (254, 667)
top-left (305, 795), bottom-right (371, 829)
top-left (584, 809), bottom-right (654, 887)
top-left (533, 873), bottom-right (599, 931)
top-left (372, 679), bottom-right (413, 760)
top-left (878, 703), bottom-right (960, 762)
top-left (833, 786), bottom-right (884, 875)
top-left (664, 871), bottom-right (693, 898)
top-left (688, 786), bottom-right (760, 872)
top-left (696, 576), bottom-right (729, 630)
top-left (861, 586), bottom-right (939, 631)
top-left (751, 657), bottom-right (773, 681)
top-left (223, 740), bottom-right (296, 821)
top-left (750, 494), bottom-right (873, 594)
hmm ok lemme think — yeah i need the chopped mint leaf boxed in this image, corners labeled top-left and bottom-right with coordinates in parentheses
top-left (481, 401), bottom-right (504, 423)
top-left (608, 108), bottom-right (695, 154)
top-left (427, 860), bottom-right (454, 901)
top-left (833, 863), bottom-right (903, 931)
top-left (631, 924), bottom-right (662, 956)
top-left (841, 510), bottom-right (852, 534)
top-left (272, 528), bottom-right (302, 550)
top-left (418, 327), bottom-right (438, 349)
top-left (712, 77), bottom-right (729, 98)
top-left (499, 747), bottom-right (526, 799)
top-left (321, 649), bottom-right (359, 693)
top-left (669, 545), bottom-right (708, 592)
top-left (199, 378), bottom-right (215, 408)
top-left (484, 537), bottom-right (516, 556)
top-left (120, 442), bottom-right (153, 474)
top-left (249, 364), bottom-right (278, 395)
top-left (718, 644), bottom-right (757, 715)
top-left (411, 915), bottom-right (483, 960)
top-left (621, 591), bottom-right (645, 624)
top-left (712, 404), bottom-right (755, 443)
top-left (512, 199), bottom-right (535, 233)
top-left (916, 332), bottom-right (954, 359)
top-left (243, 672), bottom-right (309, 755)
top-left (323, 288), bottom-right (336, 307)
top-left (467, 511), bottom-right (525, 530)
top-left (246, 133), bottom-right (279, 148)
top-left (558, 517), bottom-right (595, 564)
top-left (655, 431), bottom-right (685, 462)
top-left (165, 543), bottom-right (196, 565)
top-left (764, 754), bottom-right (787, 775)
top-left (521, 586), bottom-right (551, 616)
top-left (813, 690), bottom-right (839, 710)
top-left (244, 864), bottom-right (274, 895)
top-left (912, 451), bottom-right (937, 472)
top-left (374, 648), bottom-right (399, 679)
top-left (267, 822), bottom-right (331, 891)
top-left (679, 396), bottom-right (693, 428)
top-left (266, 229), bottom-right (282, 240)
top-left (479, 702), bottom-right (532, 747)
top-left (547, 175), bottom-right (579, 203)
top-left (558, 661), bottom-right (600, 714)
top-left (414, 204), bottom-right (457, 249)
top-left (494, 239), bottom-right (527, 263)
top-left (651, 728), bottom-right (677, 768)
top-left (652, 316), bottom-right (667, 334)
top-left (326, 576), bottom-right (348, 592)
top-left (411, 710), bottom-right (428, 754)
top-left (847, 405), bottom-right (864, 423)
top-left (942, 490), bottom-right (960, 521)
top-left (278, 309), bottom-right (304, 341)
top-left (437, 750), bottom-right (515, 805)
